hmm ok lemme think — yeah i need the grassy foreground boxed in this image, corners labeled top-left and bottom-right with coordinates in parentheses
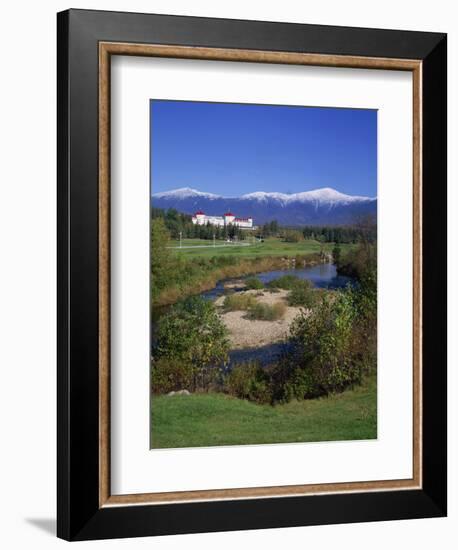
top-left (151, 374), bottom-right (377, 449)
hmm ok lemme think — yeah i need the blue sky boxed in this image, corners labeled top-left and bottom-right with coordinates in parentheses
top-left (150, 100), bottom-right (377, 197)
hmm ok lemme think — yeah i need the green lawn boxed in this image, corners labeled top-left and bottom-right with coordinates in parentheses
top-left (169, 237), bottom-right (345, 259)
top-left (151, 374), bottom-right (377, 448)
top-left (169, 238), bottom-right (225, 247)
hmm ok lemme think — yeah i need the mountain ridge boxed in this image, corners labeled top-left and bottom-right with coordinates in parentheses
top-left (152, 187), bottom-right (377, 226)
top-left (153, 186), bottom-right (375, 203)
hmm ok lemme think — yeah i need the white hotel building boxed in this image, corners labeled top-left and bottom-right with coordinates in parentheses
top-left (191, 211), bottom-right (254, 229)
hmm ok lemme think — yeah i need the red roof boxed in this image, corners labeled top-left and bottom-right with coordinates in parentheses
top-left (235, 217), bottom-right (252, 222)
top-left (224, 212), bottom-right (234, 216)
top-left (194, 210), bottom-right (205, 215)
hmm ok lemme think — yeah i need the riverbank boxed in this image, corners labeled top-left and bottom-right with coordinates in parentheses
top-left (154, 251), bottom-right (325, 306)
top-left (215, 289), bottom-right (304, 349)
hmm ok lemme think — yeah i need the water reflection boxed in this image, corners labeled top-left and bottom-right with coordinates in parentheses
top-left (201, 262), bottom-right (353, 301)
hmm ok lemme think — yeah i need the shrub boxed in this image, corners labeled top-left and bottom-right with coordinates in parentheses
top-left (151, 357), bottom-right (195, 394)
top-left (270, 358), bottom-right (317, 403)
top-left (283, 230), bottom-right (304, 243)
top-left (223, 293), bottom-right (258, 311)
top-left (209, 255), bottom-right (238, 268)
top-left (246, 301), bottom-right (286, 321)
top-left (269, 287), bottom-right (377, 403)
top-left (287, 279), bottom-right (316, 307)
top-left (150, 218), bottom-right (173, 302)
top-left (245, 276), bottom-right (264, 290)
top-left (266, 276), bottom-right (317, 308)
top-left (348, 269), bottom-right (377, 376)
top-left (224, 362), bottom-right (271, 404)
top-left (332, 243), bottom-right (342, 264)
top-left (336, 242), bottom-right (377, 281)
top-left (267, 274), bottom-right (302, 290)
top-left (154, 296), bottom-right (230, 392)
top-left (289, 291), bottom-right (360, 394)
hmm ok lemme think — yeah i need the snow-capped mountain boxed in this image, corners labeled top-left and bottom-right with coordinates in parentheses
top-left (151, 187), bottom-right (377, 226)
top-left (240, 187), bottom-right (373, 205)
top-left (153, 187), bottom-right (220, 200)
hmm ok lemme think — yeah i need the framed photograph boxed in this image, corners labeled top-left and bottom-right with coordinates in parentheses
top-left (57, 9), bottom-right (447, 541)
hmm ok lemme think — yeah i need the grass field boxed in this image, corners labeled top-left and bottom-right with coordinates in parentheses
top-left (169, 237), bottom-right (340, 259)
top-left (153, 236), bottom-right (356, 307)
top-left (151, 374), bottom-right (376, 448)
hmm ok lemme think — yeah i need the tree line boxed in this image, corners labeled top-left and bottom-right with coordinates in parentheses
top-left (152, 206), bottom-right (377, 244)
top-left (151, 206), bottom-right (247, 241)
top-left (301, 223), bottom-right (377, 244)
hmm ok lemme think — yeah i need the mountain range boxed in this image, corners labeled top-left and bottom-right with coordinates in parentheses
top-left (151, 187), bottom-right (377, 226)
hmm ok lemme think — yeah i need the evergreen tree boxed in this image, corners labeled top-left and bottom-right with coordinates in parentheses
top-left (332, 243), bottom-right (342, 265)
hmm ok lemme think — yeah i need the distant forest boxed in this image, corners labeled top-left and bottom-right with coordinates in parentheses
top-left (151, 206), bottom-right (376, 243)
top-left (151, 206), bottom-right (247, 241)
top-left (301, 224), bottom-right (376, 244)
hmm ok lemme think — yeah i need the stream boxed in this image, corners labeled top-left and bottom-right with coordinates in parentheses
top-left (152, 262), bottom-right (354, 369)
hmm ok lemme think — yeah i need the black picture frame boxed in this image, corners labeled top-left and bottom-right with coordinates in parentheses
top-left (57, 8), bottom-right (447, 541)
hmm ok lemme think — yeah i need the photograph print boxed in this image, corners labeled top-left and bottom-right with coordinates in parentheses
top-left (150, 100), bottom-right (377, 449)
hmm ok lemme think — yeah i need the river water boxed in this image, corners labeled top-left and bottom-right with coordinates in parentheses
top-left (152, 262), bottom-right (354, 369)
top-left (200, 262), bottom-right (353, 302)
top-left (225, 262), bottom-right (353, 368)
